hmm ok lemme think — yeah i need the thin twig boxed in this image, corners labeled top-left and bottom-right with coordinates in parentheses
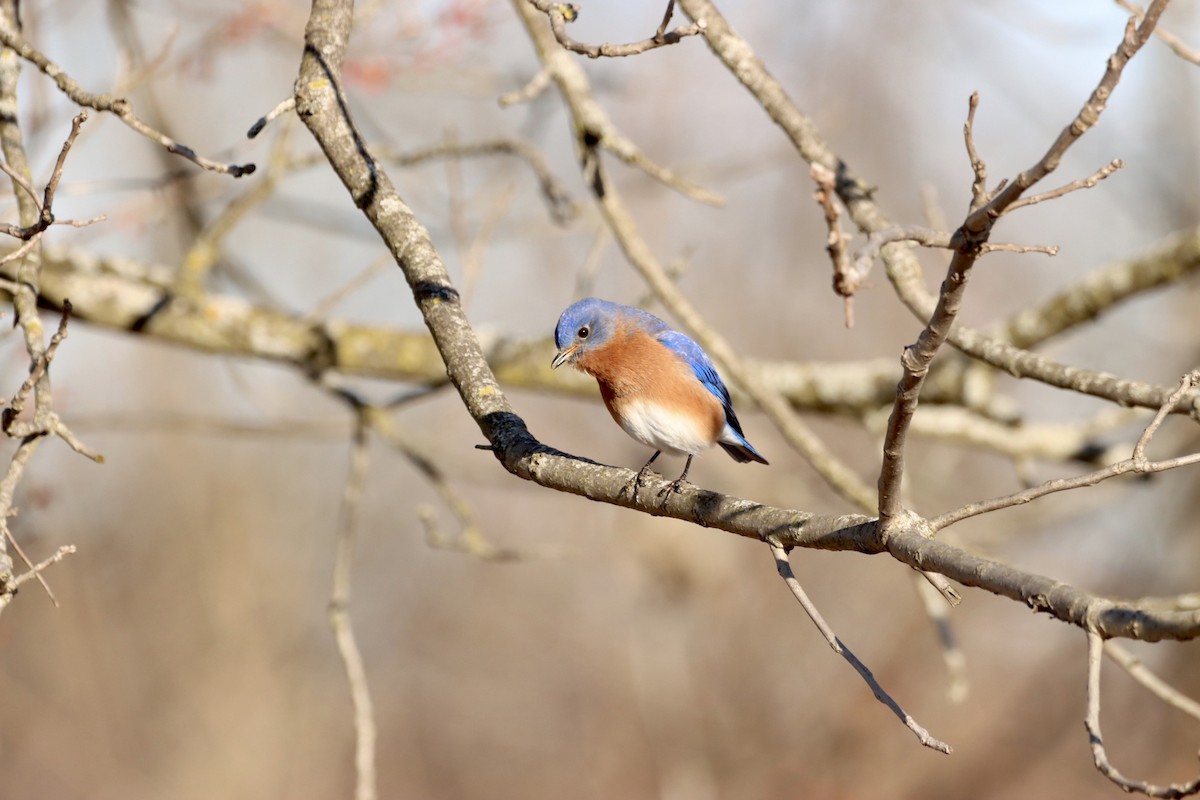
top-left (246, 96), bottom-right (297, 139)
top-left (0, 113), bottom-right (93, 241)
top-left (527, 0), bottom-right (706, 59)
top-left (1134, 370), bottom-right (1197, 463)
top-left (654, 0), bottom-right (678, 42)
top-left (1116, 0), bottom-right (1200, 64)
top-left (963, 91), bottom-right (990, 212)
top-left (1007, 158), bottom-right (1125, 213)
top-left (8, 543), bottom-right (75, 591)
top-left (811, 162), bottom-right (855, 327)
top-left (329, 415), bottom-right (377, 800)
top-left (508, 4), bottom-right (724, 206)
top-left (499, 67), bottom-right (551, 106)
top-left (979, 242), bottom-right (1059, 256)
top-left (0, 26), bottom-right (254, 176)
top-left (1085, 630), bottom-right (1200, 798)
top-left (768, 539), bottom-right (951, 753)
top-left (915, 576), bottom-right (968, 702)
top-left (2, 524), bottom-right (57, 604)
top-left (4, 301), bottom-right (72, 432)
top-left (931, 370), bottom-right (1200, 531)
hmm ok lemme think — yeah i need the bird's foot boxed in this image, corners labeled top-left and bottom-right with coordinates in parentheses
top-left (624, 464), bottom-right (659, 503)
top-left (659, 476), bottom-right (691, 505)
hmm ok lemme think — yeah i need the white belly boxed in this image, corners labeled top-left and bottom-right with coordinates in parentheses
top-left (616, 398), bottom-right (716, 456)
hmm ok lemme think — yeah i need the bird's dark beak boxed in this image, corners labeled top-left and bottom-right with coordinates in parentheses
top-left (551, 344), bottom-right (579, 370)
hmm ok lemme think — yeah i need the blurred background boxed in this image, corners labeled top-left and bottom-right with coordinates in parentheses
top-left (1, 1), bottom-right (1199, 797)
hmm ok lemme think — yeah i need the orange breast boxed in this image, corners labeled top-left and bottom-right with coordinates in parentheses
top-left (576, 329), bottom-right (724, 447)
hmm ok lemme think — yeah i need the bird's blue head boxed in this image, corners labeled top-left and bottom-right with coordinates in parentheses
top-left (551, 298), bottom-right (668, 369)
top-left (554, 297), bottom-right (639, 370)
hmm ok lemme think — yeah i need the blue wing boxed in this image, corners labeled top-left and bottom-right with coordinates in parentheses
top-left (657, 330), bottom-right (768, 465)
top-left (657, 330), bottom-right (733, 411)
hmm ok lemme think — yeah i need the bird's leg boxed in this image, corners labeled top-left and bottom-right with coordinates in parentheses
top-left (664, 454), bottom-right (695, 498)
top-left (627, 450), bottom-right (662, 502)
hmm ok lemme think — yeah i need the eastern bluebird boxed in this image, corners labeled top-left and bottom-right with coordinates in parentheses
top-left (551, 298), bottom-right (768, 496)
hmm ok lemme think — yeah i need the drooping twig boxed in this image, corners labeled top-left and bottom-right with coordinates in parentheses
top-left (768, 539), bottom-right (951, 753)
top-left (1085, 630), bottom-right (1200, 798)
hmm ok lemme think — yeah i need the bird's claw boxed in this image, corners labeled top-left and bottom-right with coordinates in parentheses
top-left (625, 465), bottom-right (659, 503)
top-left (658, 477), bottom-right (691, 506)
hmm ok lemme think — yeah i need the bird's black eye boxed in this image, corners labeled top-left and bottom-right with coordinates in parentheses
top-left (577, 326), bottom-right (590, 339)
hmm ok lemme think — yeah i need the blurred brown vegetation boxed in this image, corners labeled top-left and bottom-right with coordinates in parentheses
top-left (1, 1), bottom-right (1199, 798)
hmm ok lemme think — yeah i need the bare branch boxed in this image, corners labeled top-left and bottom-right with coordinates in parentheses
top-left (960, 3), bottom-right (1167, 233)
